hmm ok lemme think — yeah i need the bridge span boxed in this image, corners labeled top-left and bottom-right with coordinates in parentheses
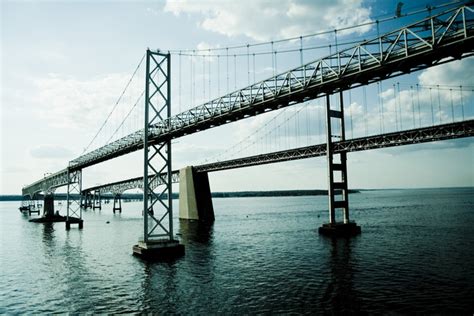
top-left (78, 119), bottom-right (474, 213)
top-left (21, 4), bottom-right (474, 259)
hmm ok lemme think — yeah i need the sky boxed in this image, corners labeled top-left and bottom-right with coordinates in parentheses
top-left (1, 0), bottom-right (473, 195)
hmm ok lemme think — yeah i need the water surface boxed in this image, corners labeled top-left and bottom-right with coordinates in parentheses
top-left (1, 188), bottom-right (473, 313)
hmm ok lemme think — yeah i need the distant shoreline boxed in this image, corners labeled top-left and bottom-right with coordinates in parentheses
top-left (2, 189), bottom-right (360, 201)
top-left (2, 187), bottom-right (473, 201)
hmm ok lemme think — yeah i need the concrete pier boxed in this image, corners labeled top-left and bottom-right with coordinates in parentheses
top-left (29, 194), bottom-right (67, 223)
top-left (113, 194), bottom-right (122, 213)
top-left (66, 218), bottom-right (83, 230)
top-left (179, 166), bottom-right (214, 222)
top-left (133, 240), bottom-right (184, 260)
top-left (28, 201), bottom-right (40, 215)
top-left (93, 190), bottom-right (101, 210)
top-left (43, 194), bottom-right (55, 217)
top-left (318, 222), bottom-right (361, 237)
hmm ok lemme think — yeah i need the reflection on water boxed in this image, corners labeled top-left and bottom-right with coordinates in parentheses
top-left (42, 223), bottom-right (55, 247)
top-left (179, 219), bottom-right (214, 245)
top-left (321, 237), bottom-right (364, 314)
top-left (1, 188), bottom-right (474, 314)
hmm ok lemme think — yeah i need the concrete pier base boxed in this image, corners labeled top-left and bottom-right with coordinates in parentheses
top-left (29, 207), bottom-right (40, 215)
top-left (318, 222), bottom-right (361, 237)
top-left (113, 194), bottom-right (122, 213)
top-left (65, 217), bottom-right (83, 230)
top-left (133, 239), bottom-right (184, 260)
top-left (43, 194), bottom-right (55, 217)
top-left (30, 194), bottom-right (66, 223)
top-left (29, 216), bottom-right (66, 223)
top-left (179, 166), bottom-right (214, 222)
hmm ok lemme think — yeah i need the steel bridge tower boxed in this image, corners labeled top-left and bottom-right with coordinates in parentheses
top-left (133, 49), bottom-right (184, 259)
top-left (319, 91), bottom-right (361, 236)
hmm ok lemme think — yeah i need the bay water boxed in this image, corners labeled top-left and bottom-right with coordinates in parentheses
top-left (1, 188), bottom-right (473, 314)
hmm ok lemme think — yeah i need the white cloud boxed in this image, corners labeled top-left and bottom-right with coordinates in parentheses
top-left (31, 73), bottom-right (134, 129)
top-left (418, 57), bottom-right (474, 87)
top-left (24, 72), bottom-right (147, 152)
top-left (30, 145), bottom-right (73, 159)
top-left (164, 0), bottom-right (372, 41)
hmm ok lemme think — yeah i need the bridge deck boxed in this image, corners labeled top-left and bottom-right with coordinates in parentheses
top-left (68, 5), bottom-right (474, 170)
top-left (81, 120), bottom-right (474, 195)
top-left (22, 4), bottom-right (474, 196)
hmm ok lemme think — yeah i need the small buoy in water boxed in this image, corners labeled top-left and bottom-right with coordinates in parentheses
top-left (106, 221), bottom-right (110, 224)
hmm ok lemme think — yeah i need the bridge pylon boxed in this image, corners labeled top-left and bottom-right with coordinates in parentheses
top-left (113, 193), bottom-right (122, 213)
top-left (92, 190), bottom-right (102, 210)
top-left (65, 169), bottom-right (83, 230)
top-left (133, 49), bottom-right (184, 259)
top-left (319, 91), bottom-right (361, 237)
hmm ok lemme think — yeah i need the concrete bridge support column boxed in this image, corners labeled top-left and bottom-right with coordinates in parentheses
top-left (93, 190), bottom-right (101, 210)
top-left (80, 193), bottom-right (86, 209)
top-left (319, 92), bottom-right (360, 237)
top-left (28, 198), bottom-right (40, 215)
top-left (113, 194), bottom-right (122, 213)
top-left (179, 166), bottom-right (215, 222)
top-left (86, 192), bottom-right (92, 209)
top-left (43, 194), bottom-right (55, 218)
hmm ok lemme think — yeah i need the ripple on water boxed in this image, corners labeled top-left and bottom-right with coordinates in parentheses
top-left (1, 189), bottom-right (474, 313)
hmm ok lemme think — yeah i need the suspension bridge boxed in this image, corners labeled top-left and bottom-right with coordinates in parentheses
top-left (21, 3), bottom-right (474, 259)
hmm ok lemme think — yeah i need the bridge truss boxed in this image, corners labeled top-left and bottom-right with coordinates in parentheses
top-left (67, 4), bottom-right (474, 170)
top-left (83, 120), bottom-right (474, 196)
top-left (20, 3), bottom-right (474, 245)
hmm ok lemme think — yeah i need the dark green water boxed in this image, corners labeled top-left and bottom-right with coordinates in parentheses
top-left (1, 188), bottom-right (473, 314)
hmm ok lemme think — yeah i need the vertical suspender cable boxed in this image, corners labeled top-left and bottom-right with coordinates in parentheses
top-left (416, 83), bottom-right (421, 127)
top-left (377, 82), bottom-right (382, 133)
top-left (217, 55), bottom-right (220, 96)
top-left (202, 55), bottom-right (205, 102)
top-left (349, 89), bottom-right (353, 138)
top-left (192, 51), bottom-right (195, 107)
top-left (271, 41), bottom-right (275, 77)
top-left (429, 87), bottom-right (434, 126)
top-left (226, 47), bottom-right (229, 93)
top-left (450, 88), bottom-right (455, 122)
top-left (208, 49), bottom-right (211, 101)
top-left (179, 52), bottom-right (182, 113)
top-left (299, 36), bottom-right (303, 65)
top-left (410, 85), bottom-right (415, 128)
top-left (460, 85), bottom-right (465, 120)
top-left (234, 54), bottom-right (237, 90)
top-left (397, 82), bottom-right (403, 130)
top-left (253, 53), bottom-right (256, 83)
top-left (393, 84), bottom-right (399, 131)
top-left (363, 86), bottom-right (368, 136)
top-left (247, 44), bottom-right (250, 85)
top-left (380, 81), bottom-right (384, 133)
top-left (437, 84), bottom-right (442, 124)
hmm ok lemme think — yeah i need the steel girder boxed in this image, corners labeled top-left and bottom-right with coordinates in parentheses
top-left (80, 120), bottom-right (473, 194)
top-left (196, 120), bottom-right (474, 172)
top-left (66, 4), bottom-right (474, 171)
